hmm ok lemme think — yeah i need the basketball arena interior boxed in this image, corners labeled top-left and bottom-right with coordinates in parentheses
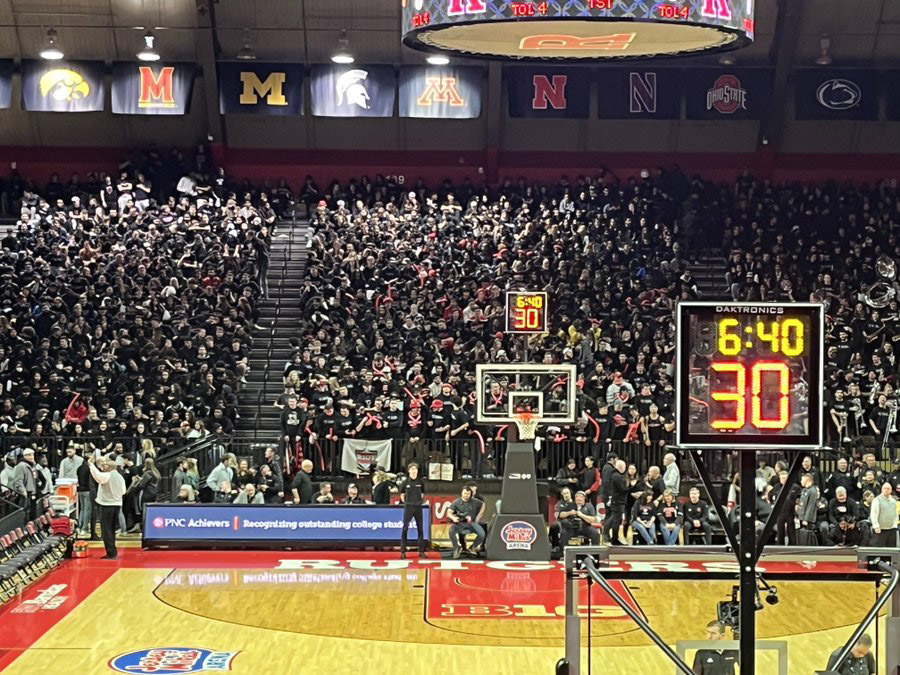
top-left (1, 1), bottom-right (900, 674)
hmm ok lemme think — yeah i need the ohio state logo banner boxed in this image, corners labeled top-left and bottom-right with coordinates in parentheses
top-left (22, 60), bottom-right (105, 112)
top-left (218, 63), bottom-right (304, 116)
top-left (685, 68), bottom-right (772, 120)
top-left (111, 62), bottom-right (195, 115)
top-left (505, 67), bottom-right (589, 119)
top-left (0, 60), bottom-right (11, 110)
top-left (596, 69), bottom-right (681, 120)
top-left (399, 66), bottom-right (482, 119)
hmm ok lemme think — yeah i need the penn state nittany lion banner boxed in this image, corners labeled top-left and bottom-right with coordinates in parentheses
top-left (111, 62), bottom-right (195, 115)
top-left (310, 65), bottom-right (395, 117)
top-left (21, 60), bottom-right (105, 112)
top-left (218, 63), bottom-right (304, 116)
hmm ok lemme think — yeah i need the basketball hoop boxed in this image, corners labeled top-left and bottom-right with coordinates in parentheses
top-left (513, 411), bottom-right (539, 440)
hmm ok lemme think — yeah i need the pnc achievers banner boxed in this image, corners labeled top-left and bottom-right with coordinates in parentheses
top-left (506, 67), bottom-right (589, 119)
top-left (597, 69), bottom-right (680, 119)
top-left (685, 69), bottom-right (772, 120)
top-left (794, 69), bottom-right (878, 120)
top-left (311, 64), bottom-right (395, 117)
top-left (0, 60), bottom-right (11, 109)
top-left (399, 65), bottom-right (481, 119)
top-left (111, 62), bottom-right (195, 115)
top-left (22, 60), bottom-right (104, 112)
top-left (218, 62), bottom-right (303, 115)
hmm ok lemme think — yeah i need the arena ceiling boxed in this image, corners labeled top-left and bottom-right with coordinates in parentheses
top-left (0, 0), bottom-right (898, 66)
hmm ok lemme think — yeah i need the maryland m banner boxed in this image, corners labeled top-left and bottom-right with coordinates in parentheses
top-left (0, 61), bottom-right (11, 110)
top-left (218, 63), bottom-right (303, 115)
top-left (506, 67), bottom-right (589, 118)
top-left (112, 63), bottom-right (194, 115)
top-left (399, 66), bottom-right (481, 119)
top-left (22, 60), bottom-right (104, 112)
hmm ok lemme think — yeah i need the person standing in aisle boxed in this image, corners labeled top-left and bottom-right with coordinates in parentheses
top-left (87, 455), bottom-right (126, 560)
top-left (398, 462), bottom-right (427, 559)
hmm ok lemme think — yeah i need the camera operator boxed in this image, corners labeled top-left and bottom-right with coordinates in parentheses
top-left (819, 487), bottom-right (861, 546)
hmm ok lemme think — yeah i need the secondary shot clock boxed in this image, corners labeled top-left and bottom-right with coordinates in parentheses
top-left (675, 302), bottom-right (824, 449)
top-left (505, 291), bottom-right (548, 334)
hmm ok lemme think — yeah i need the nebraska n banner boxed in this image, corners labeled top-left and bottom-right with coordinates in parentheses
top-left (399, 66), bottom-right (482, 119)
top-left (341, 439), bottom-right (392, 475)
top-left (112, 62), bottom-right (195, 115)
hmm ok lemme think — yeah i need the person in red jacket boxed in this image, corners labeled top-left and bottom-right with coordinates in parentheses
top-left (582, 456), bottom-right (601, 505)
top-left (64, 393), bottom-right (88, 426)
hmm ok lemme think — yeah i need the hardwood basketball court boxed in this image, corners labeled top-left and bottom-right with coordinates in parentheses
top-left (0, 546), bottom-right (887, 674)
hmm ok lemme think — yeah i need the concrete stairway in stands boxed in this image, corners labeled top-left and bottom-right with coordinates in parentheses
top-left (235, 216), bottom-right (311, 440)
top-left (689, 253), bottom-right (729, 300)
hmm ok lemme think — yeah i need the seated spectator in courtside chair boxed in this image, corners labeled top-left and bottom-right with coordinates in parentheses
top-left (558, 491), bottom-right (601, 547)
top-left (175, 485), bottom-right (197, 503)
top-left (234, 483), bottom-right (264, 504)
top-left (256, 463), bottom-right (284, 504)
top-left (311, 482), bottom-right (335, 504)
top-left (630, 489), bottom-right (658, 545)
top-left (342, 483), bottom-right (370, 504)
top-left (656, 489), bottom-right (683, 545)
top-left (448, 486), bottom-right (486, 559)
top-left (682, 486), bottom-right (713, 545)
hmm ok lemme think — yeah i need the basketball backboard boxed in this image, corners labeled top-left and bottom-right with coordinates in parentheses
top-left (474, 363), bottom-right (577, 426)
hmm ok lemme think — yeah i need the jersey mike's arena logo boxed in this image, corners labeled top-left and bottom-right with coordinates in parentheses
top-left (706, 74), bottom-right (747, 114)
top-left (500, 521), bottom-right (538, 551)
top-left (109, 647), bottom-right (238, 674)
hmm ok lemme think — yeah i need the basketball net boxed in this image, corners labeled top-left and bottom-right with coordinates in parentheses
top-left (513, 411), bottom-right (539, 440)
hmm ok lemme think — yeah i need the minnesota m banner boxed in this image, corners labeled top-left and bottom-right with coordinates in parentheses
top-left (22, 60), bottom-right (104, 112)
top-left (112, 62), bottom-right (194, 115)
top-left (399, 66), bottom-right (482, 119)
top-left (218, 63), bottom-right (303, 115)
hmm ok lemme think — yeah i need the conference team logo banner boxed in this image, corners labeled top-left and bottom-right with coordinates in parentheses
top-left (505, 67), bottom-right (589, 119)
top-left (0, 60), bottom-right (11, 110)
top-left (597, 69), bottom-right (680, 119)
top-left (399, 65), bottom-right (481, 119)
top-left (795, 69), bottom-right (878, 120)
top-left (311, 65), bottom-right (395, 117)
top-left (22, 60), bottom-right (104, 113)
top-left (218, 63), bottom-right (304, 116)
top-left (886, 71), bottom-right (900, 121)
top-left (111, 62), bottom-right (195, 115)
top-left (685, 68), bottom-right (772, 120)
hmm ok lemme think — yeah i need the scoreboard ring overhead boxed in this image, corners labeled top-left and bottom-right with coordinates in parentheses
top-left (402, 0), bottom-right (754, 61)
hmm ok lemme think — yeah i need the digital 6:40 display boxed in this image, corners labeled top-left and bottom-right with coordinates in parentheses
top-left (676, 302), bottom-right (824, 449)
top-left (505, 291), bottom-right (549, 334)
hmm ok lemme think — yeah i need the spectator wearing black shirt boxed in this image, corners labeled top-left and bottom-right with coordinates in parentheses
top-left (554, 457), bottom-right (580, 496)
top-left (556, 490), bottom-right (600, 546)
top-left (824, 457), bottom-right (856, 500)
top-left (398, 462), bottom-right (426, 559)
top-left (825, 633), bottom-right (876, 675)
top-left (581, 456), bottom-right (600, 506)
top-left (342, 483), bottom-right (368, 504)
top-left (603, 459), bottom-right (628, 545)
top-left (448, 486), bottom-right (485, 558)
top-left (656, 489), bottom-right (682, 546)
top-left (290, 459), bottom-right (314, 504)
top-left (692, 621), bottom-right (738, 675)
top-left (771, 470), bottom-right (800, 545)
top-left (311, 482), bottom-right (335, 504)
top-left (281, 396), bottom-right (304, 465)
top-left (598, 452), bottom-right (617, 508)
top-left (819, 487), bottom-right (861, 546)
top-left (256, 463), bottom-right (283, 503)
top-left (630, 489), bottom-right (658, 545)
top-left (682, 486), bottom-right (712, 545)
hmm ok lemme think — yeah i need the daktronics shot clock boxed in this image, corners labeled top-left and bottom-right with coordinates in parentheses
top-left (505, 291), bottom-right (548, 334)
top-left (675, 302), bottom-right (824, 449)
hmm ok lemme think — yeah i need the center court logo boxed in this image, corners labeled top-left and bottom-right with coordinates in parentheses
top-left (109, 647), bottom-right (238, 674)
top-left (500, 521), bottom-right (538, 551)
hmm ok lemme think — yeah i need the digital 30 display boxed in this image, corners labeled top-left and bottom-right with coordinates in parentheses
top-left (675, 302), bottom-right (824, 449)
top-left (505, 291), bottom-right (548, 334)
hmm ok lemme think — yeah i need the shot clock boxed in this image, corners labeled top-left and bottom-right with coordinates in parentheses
top-left (675, 302), bottom-right (824, 449)
top-left (505, 291), bottom-right (548, 334)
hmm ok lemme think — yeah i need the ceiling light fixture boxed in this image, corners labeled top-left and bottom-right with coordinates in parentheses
top-left (237, 28), bottom-right (256, 60)
top-left (426, 55), bottom-right (450, 66)
top-left (331, 30), bottom-right (354, 64)
top-left (40, 28), bottom-right (64, 60)
top-left (815, 33), bottom-right (833, 66)
top-left (137, 30), bottom-right (161, 62)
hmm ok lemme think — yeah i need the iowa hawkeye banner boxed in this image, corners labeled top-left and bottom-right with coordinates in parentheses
top-left (506, 67), bottom-right (589, 119)
top-left (597, 69), bottom-right (680, 120)
top-left (685, 69), bottom-right (772, 120)
top-left (0, 60), bottom-right (10, 110)
top-left (399, 66), bottom-right (481, 119)
top-left (218, 63), bottom-right (303, 115)
top-left (311, 65), bottom-right (394, 117)
top-left (22, 60), bottom-right (104, 112)
top-left (112, 63), bottom-right (194, 115)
